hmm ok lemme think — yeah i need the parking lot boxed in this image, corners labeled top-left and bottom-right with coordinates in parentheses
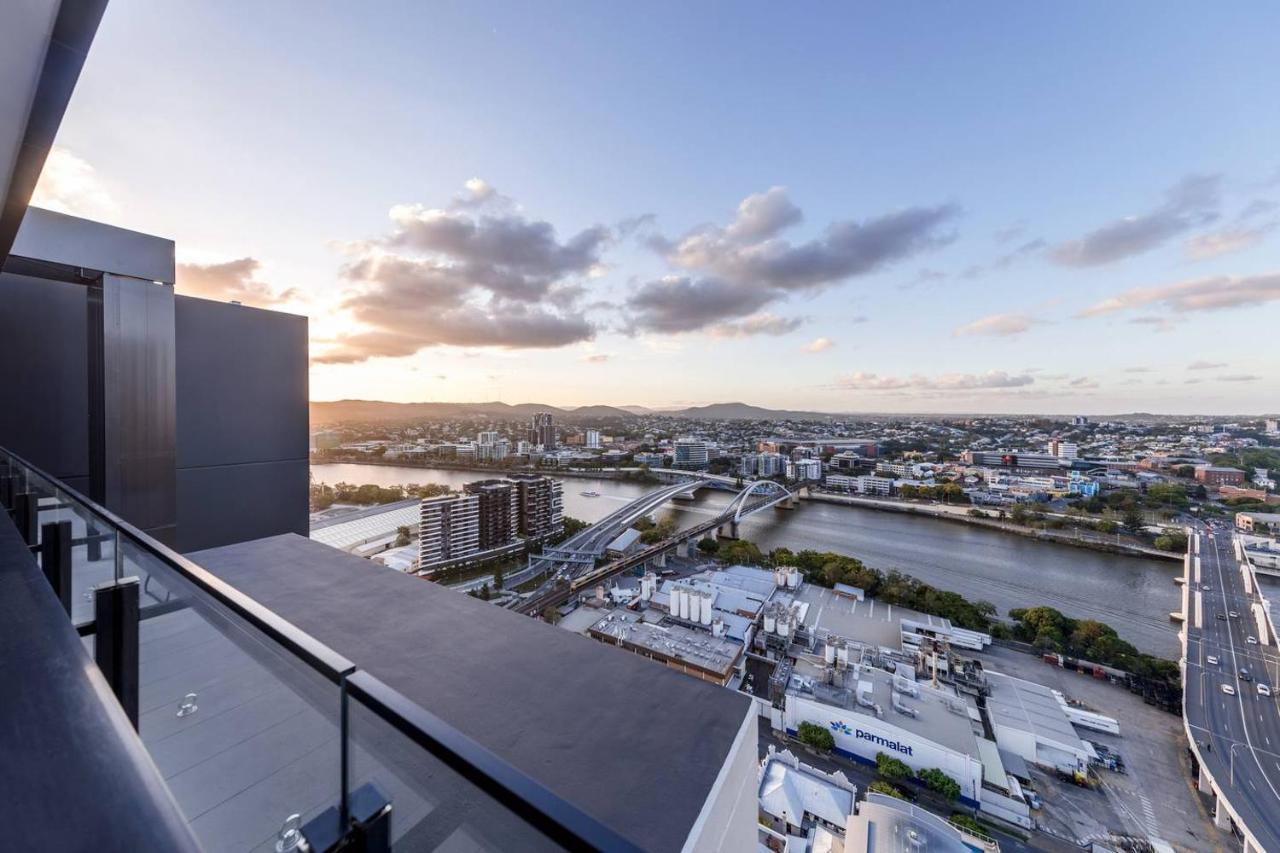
top-left (976, 645), bottom-right (1232, 851)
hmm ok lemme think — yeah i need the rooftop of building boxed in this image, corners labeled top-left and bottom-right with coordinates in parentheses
top-left (759, 752), bottom-right (855, 830)
top-left (793, 584), bottom-right (952, 651)
top-left (984, 670), bottom-right (1087, 754)
top-left (845, 793), bottom-right (971, 853)
top-left (308, 499), bottom-right (423, 551)
top-left (191, 534), bottom-right (752, 851)
top-left (588, 608), bottom-right (744, 678)
top-left (788, 658), bottom-right (981, 758)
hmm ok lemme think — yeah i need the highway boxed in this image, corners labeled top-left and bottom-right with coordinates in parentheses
top-left (1183, 518), bottom-right (1280, 851)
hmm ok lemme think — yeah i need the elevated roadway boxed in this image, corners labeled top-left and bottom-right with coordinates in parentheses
top-left (1181, 519), bottom-right (1280, 852)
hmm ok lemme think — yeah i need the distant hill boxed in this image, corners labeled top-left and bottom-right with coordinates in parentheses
top-left (669, 402), bottom-right (841, 420)
top-left (310, 399), bottom-right (633, 425)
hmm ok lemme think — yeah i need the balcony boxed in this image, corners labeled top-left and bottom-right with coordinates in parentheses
top-left (0, 445), bottom-right (646, 852)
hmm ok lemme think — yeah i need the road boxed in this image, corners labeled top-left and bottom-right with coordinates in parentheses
top-left (1183, 519), bottom-right (1280, 850)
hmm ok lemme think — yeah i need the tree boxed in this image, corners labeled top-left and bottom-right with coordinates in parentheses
top-left (394, 525), bottom-right (412, 547)
top-left (1122, 505), bottom-right (1144, 534)
top-left (918, 768), bottom-right (961, 801)
top-left (868, 780), bottom-right (906, 800)
top-left (875, 752), bottom-right (912, 781)
top-left (696, 537), bottom-right (719, 554)
top-left (477, 583), bottom-right (491, 601)
top-left (493, 566), bottom-right (505, 590)
top-left (540, 604), bottom-right (561, 624)
top-left (797, 721), bottom-right (835, 752)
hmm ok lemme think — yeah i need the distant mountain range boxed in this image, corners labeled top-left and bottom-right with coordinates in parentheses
top-left (309, 399), bottom-right (842, 424)
top-left (309, 400), bottom-right (1268, 425)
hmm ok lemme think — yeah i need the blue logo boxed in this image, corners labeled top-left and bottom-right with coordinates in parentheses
top-left (829, 721), bottom-right (852, 735)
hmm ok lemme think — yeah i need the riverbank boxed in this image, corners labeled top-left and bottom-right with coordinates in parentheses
top-left (805, 491), bottom-right (1181, 562)
top-left (310, 455), bottom-right (655, 483)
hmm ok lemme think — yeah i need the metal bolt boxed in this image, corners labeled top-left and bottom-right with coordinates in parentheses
top-left (176, 692), bottom-right (199, 717)
top-left (275, 814), bottom-right (302, 852)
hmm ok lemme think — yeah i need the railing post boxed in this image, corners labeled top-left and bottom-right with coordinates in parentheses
top-left (41, 520), bottom-right (74, 615)
top-left (0, 471), bottom-right (12, 509)
top-left (16, 492), bottom-right (39, 545)
top-left (95, 577), bottom-right (140, 729)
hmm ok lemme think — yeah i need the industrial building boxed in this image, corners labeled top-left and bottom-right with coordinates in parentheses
top-left (309, 498), bottom-right (421, 556)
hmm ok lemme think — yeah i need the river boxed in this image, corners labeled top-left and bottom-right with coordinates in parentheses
top-left (314, 462), bottom-right (1187, 657)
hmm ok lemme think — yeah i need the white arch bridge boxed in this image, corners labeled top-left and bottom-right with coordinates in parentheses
top-left (524, 478), bottom-right (796, 579)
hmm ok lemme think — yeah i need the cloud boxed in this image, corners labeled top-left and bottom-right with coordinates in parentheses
top-left (1128, 316), bottom-right (1177, 333)
top-left (832, 370), bottom-right (1035, 392)
top-left (176, 258), bottom-right (297, 306)
top-left (1185, 225), bottom-right (1272, 260)
top-left (993, 222), bottom-right (1026, 244)
top-left (1123, 366), bottom-right (1152, 373)
top-left (954, 312), bottom-right (1035, 337)
top-left (1188, 360), bottom-right (1227, 370)
top-left (1069, 377), bottom-right (1099, 389)
top-left (850, 315), bottom-right (869, 324)
top-left (899, 268), bottom-right (947, 290)
top-left (707, 312), bottom-right (805, 338)
top-left (803, 337), bottom-right (835, 353)
top-left (31, 147), bottom-right (118, 220)
top-left (582, 353), bottom-right (611, 363)
top-left (628, 188), bottom-right (958, 334)
top-left (1050, 174), bottom-right (1221, 267)
top-left (1239, 199), bottom-right (1278, 220)
top-left (1079, 271), bottom-right (1280, 317)
top-left (317, 181), bottom-right (604, 363)
top-left (1217, 373), bottom-right (1261, 382)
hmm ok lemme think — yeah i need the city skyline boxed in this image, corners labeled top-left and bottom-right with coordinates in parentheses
top-left (33, 1), bottom-right (1280, 414)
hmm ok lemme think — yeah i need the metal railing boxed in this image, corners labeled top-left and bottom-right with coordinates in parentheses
top-left (0, 446), bottom-right (641, 853)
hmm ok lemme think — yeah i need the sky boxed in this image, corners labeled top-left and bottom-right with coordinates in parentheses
top-left (33, 1), bottom-right (1280, 415)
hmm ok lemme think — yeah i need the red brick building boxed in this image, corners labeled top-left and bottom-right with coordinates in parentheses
top-left (1196, 465), bottom-right (1246, 487)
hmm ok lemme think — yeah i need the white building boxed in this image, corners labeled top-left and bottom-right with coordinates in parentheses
top-left (419, 494), bottom-right (480, 571)
top-left (585, 429), bottom-right (601, 449)
top-left (758, 452), bottom-right (785, 477)
top-left (795, 458), bottom-right (822, 481)
top-left (674, 438), bottom-right (710, 470)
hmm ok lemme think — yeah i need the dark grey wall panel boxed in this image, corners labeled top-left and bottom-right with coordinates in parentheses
top-left (0, 271), bottom-right (88, 479)
top-left (175, 296), bottom-right (308, 469)
top-left (176, 460), bottom-right (308, 553)
top-left (174, 295), bottom-right (308, 551)
top-left (102, 275), bottom-right (176, 541)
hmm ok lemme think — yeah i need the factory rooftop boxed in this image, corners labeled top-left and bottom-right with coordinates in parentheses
top-left (985, 671), bottom-right (1090, 764)
top-left (846, 793), bottom-right (972, 853)
top-left (793, 584), bottom-right (952, 651)
top-left (790, 658), bottom-right (982, 759)
top-left (588, 608), bottom-right (745, 685)
top-left (308, 498), bottom-right (421, 553)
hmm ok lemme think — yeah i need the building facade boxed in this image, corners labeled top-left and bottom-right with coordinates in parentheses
top-left (419, 494), bottom-right (481, 569)
top-left (674, 438), bottom-right (710, 470)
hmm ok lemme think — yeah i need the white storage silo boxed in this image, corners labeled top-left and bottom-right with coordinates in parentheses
top-left (688, 590), bottom-right (701, 623)
top-left (700, 592), bottom-right (713, 625)
top-left (824, 642), bottom-right (836, 665)
top-left (678, 587), bottom-right (690, 620)
top-left (764, 609), bottom-right (777, 634)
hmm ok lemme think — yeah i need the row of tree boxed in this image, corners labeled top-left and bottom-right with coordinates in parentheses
top-left (1003, 605), bottom-right (1179, 682)
top-left (310, 479), bottom-right (452, 511)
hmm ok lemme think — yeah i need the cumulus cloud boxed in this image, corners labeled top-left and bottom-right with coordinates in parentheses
top-left (176, 258), bottom-right (297, 306)
top-left (1069, 377), bottom-right (1099, 389)
top-left (954, 312), bottom-right (1035, 337)
top-left (832, 370), bottom-right (1035, 392)
top-left (1079, 272), bottom-right (1280, 317)
top-left (317, 181), bottom-right (605, 363)
top-left (582, 353), bottom-right (611, 363)
top-left (707, 312), bottom-right (805, 338)
top-left (803, 337), bottom-right (835, 353)
top-left (31, 147), bottom-right (118, 219)
top-left (1185, 225), bottom-right (1272, 260)
top-left (627, 187), bottom-right (958, 334)
top-left (1188, 360), bottom-right (1227, 370)
top-left (1050, 174), bottom-right (1221, 267)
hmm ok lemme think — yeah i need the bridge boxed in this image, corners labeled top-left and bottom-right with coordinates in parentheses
top-left (1180, 520), bottom-right (1280, 853)
top-left (512, 478), bottom-right (798, 615)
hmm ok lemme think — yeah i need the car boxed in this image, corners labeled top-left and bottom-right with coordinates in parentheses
top-left (1247, 636), bottom-right (1258, 645)
top-left (1202, 584), bottom-right (1211, 591)
top-left (1222, 684), bottom-right (1236, 695)
top-left (1259, 684), bottom-right (1272, 697)
top-left (1229, 611), bottom-right (1240, 618)
top-left (1239, 669), bottom-right (1252, 682)
top-left (1216, 613), bottom-right (1227, 620)
top-left (1207, 655), bottom-right (1219, 665)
